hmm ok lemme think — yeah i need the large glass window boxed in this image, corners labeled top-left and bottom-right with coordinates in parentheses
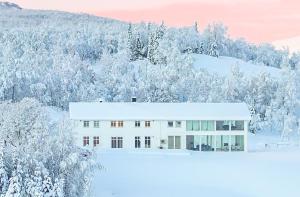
top-left (231, 121), bottom-right (244, 131)
top-left (186, 121), bottom-right (193, 131)
top-left (200, 135), bottom-right (215, 151)
top-left (215, 135), bottom-right (229, 152)
top-left (231, 135), bottom-right (244, 151)
top-left (201, 121), bottom-right (215, 131)
top-left (216, 121), bottom-right (230, 131)
top-left (186, 120), bottom-right (200, 131)
top-left (168, 136), bottom-right (181, 149)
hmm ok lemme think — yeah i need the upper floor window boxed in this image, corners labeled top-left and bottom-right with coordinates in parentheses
top-left (93, 136), bottom-right (99, 147)
top-left (83, 136), bottom-right (89, 146)
top-left (186, 120), bottom-right (200, 131)
top-left (216, 120), bottom-right (230, 131)
top-left (168, 121), bottom-right (174, 127)
top-left (231, 121), bottom-right (244, 131)
top-left (201, 120), bottom-right (215, 131)
top-left (83, 121), bottom-right (89, 128)
top-left (135, 121), bottom-right (141, 127)
top-left (145, 121), bottom-right (151, 128)
top-left (94, 121), bottom-right (99, 128)
top-left (111, 121), bottom-right (123, 128)
top-left (175, 121), bottom-right (181, 128)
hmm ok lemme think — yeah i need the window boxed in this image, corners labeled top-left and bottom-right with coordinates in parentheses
top-left (231, 135), bottom-right (244, 151)
top-left (94, 121), bottom-right (99, 128)
top-left (200, 135), bottom-right (215, 151)
top-left (83, 121), bottom-right (89, 128)
top-left (168, 136), bottom-right (181, 149)
top-left (216, 135), bottom-right (229, 152)
top-left (186, 120), bottom-right (200, 131)
top-left (216, 120), bottom-right (230, 131)
top-left (145, 136), bottom-right (151, 148)
top-left (145, 121), bottom-right (151, 128)
top-left (135, 121), bottom-right (141, 127)
top-left (111, 121), bottom-right (123, 128)
top-left (175, 121), bottom-right (181, 128)
top-left (83, 136), bottom-right (89, 146)
top-left (201, 120), bottom-right (215, 131)
top-left (231, 121), bottom-right (244, 131)
top-left (111, 121), bottom-right (117, 127)
top-left (168, 121), bottom-right (174, 127)
top-left (93, 136), bottom-right (99, 147)
top-left (135, 136), bottom-right (141, 148)
top-left (118, 121), bottom-right (123, 127)
top-left (111, 137), bottom-right (123, 148)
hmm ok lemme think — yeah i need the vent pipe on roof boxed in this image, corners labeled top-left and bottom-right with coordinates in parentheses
top-left (131, 97), bottom-right (137, 102)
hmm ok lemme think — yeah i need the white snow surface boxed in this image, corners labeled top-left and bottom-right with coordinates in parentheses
top-left (192, 54), bottom-right (281, 78)
top-left (69, 102), bottom-right (251, 121)
top-left (93, 134), bottom-right (300, 197)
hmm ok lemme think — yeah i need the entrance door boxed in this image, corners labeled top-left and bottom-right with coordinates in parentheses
top-left (168, 136), bottom-right (181, 149)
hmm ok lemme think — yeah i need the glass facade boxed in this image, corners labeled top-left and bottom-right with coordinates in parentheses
top-left (231, 121), bottom-right (244, 130)
top-left (186, 120), bottom-right (200, 131)
top-left (186, 135), bottom-right (245, 152)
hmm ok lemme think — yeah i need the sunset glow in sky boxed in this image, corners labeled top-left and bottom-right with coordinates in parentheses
top-left (11, 0), bottom-right (300, 43)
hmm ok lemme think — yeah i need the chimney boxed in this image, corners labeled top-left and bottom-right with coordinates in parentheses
top-left (131, 97), bottom-right (137, 102)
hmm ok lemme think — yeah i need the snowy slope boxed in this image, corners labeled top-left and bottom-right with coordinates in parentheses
top-left (192, 54), bottom-right (281, 78)
top-left (0, 2), bottom-right (21, 10)
top-left (273, 36), bottom-right (300, 54)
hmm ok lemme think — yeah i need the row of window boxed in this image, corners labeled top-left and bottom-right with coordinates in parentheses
top-left (83, 136), bottom-right (152, 148)
top-left (186, 120), bottom-right (244, 131)
top-left (83, 120), bottom-right (152, 128)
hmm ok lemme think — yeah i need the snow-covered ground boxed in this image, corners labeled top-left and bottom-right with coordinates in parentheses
top-left (193, 54), bottom-right (281, 78)
top-left (92, 134), bottom-right (300, 197)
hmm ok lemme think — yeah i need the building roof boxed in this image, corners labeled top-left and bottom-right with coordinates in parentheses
top-left (69, 102), bottom-right (251, 121)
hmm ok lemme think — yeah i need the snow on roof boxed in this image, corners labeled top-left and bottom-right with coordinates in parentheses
top-left (69, 102), bottom-right (251, 121)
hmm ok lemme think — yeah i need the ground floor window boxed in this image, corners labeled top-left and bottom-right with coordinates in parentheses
top-left (135, 136), bottom-right (141, 148)
top-left (200, 135), bottom-right (215, 151)
top-left (168, 136), bottom-right (181, 149)
top-left (83, 136), bottom-right (89, 146)
top-left (216, 135), bottom-right (229, 152)
top-left (231, 135), bottom-right (244, 151)
top-left (93, 136), bottom-right (99, 147)
top-left (111, 137), bottom-right (123, 148)
top-left (145, 136), bottom-right (151, 148)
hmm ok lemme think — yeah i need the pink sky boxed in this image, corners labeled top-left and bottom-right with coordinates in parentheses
top-left (11, 0), bottom-right (300, 43)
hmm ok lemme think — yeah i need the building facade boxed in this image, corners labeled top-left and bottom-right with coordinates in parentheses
top-left (69, 102), bottom-right (251, 152)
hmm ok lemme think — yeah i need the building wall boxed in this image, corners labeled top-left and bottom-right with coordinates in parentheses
top-left (72, 120), bottom-right (248, 151)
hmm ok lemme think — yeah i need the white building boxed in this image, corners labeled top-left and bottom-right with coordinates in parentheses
top-left (69, 101), bottom-right (251, 152)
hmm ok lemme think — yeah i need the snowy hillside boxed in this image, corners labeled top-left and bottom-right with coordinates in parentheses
top-left (193, 54), bottom-right (281, 78)
top-left (0, 1), bottom-right (21, 10)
